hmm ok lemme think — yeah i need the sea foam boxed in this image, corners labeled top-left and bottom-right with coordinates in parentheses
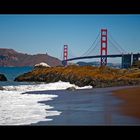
top-left (3, 81), bottom-right (92, 92)
top-left (0, 81), bottom-right (92, 125)
top-left (0, 90), bottom-right (59, 125)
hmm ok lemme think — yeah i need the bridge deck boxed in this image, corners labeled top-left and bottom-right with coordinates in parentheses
top-left (64, 53), bottom-right (140, 62)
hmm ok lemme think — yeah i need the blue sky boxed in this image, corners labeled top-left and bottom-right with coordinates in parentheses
top-left (0, 15), bottom-right (140, 63)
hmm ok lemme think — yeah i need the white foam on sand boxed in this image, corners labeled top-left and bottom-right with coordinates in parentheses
top-left (0, 90), bottom-right (59, 125)
top-left (0, 81), bottom-right (92, 125)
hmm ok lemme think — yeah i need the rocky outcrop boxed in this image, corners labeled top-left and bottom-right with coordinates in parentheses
top-left (34, 62), bottom-right (51, 69)
top-left (0, 48), bottom-right (62, 67)
top-left (66, 87), bottom-right (76, 91)
top-left (0, 74), bottom-right (7, 81)
top-left (0, 86), bottom-right (5, 90)
top-left (14, 66), bottom-right (140, 88)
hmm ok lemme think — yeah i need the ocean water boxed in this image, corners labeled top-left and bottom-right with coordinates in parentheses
top-left (1, 67), bottom-right (140, 125)
top-left (0, 67), bottom-right (92, 125)
top-left (0, 66), bottom-right (33, 81)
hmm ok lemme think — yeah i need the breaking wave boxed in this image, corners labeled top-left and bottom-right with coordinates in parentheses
top-left (0, 81), bottom-right (92, 125)
top-left (3, 81), bottom-right (92, 92)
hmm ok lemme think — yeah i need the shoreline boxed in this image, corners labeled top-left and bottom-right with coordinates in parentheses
top-left (31, 85), bottom-right (140, 125)
top-left (113, 86), bottom-right (140, 121)
top-left (1, 82), bottom-right (140, 125)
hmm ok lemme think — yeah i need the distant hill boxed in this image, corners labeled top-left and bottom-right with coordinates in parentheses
top-left (0, 48), bottom-right (62, 67)
top-left (77, 61), bottom-right (121, 68)
top-left (77, 61), bottom-right (100, 66)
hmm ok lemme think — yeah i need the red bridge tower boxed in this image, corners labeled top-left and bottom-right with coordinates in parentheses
top-left (101, 29), bottom-right (108, 66)
top-left (63, 45), bottom-right (68, 65)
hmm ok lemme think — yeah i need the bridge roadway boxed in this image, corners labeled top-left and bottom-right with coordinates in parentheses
top-left (64, 53), bottom-right (140, 62)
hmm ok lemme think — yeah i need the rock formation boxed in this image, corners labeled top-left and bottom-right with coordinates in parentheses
top-left (0, 74), bottom-right (7, 81)
top-left (66, 87), bottom-right (76, 91)
top-left (34, 62), bottom-right (51, 69)
top-left (14, 65), bottom-right (140, 88)
top-left (0, 86), bottom-right (5, 90)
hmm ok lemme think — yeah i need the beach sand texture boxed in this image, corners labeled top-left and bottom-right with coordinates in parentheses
top-left (113, 86), bottom-right (140, 120)
top-left (33, 86), bottom-right (140, 125)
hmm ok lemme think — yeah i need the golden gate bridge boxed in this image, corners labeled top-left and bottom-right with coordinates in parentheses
top-left (62, 29), bottom-right (140, 68)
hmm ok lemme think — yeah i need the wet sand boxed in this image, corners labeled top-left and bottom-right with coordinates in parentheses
top-left (113, 86), bottom-right (140, 120)
top-left (27, 86), bottom-right (140, 125)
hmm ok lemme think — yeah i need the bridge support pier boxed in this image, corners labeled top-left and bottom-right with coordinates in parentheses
top-left (62, 60), bottom-right (67, 66)
top-left (121, 53), bottom-right (139, 68)
top-left (133, 54), bottom-right (139, 64)
top-left (122, 54), bottom-right (131, 68)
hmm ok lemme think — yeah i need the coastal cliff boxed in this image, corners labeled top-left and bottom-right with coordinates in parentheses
top-left (0, 74), bottom-right (7, 81)
top-left (14, 65), bottom-right (140, 88)
top-left (0, 48), bottom-right (62, 67)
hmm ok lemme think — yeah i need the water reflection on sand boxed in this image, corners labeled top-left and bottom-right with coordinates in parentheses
top-left (33, 86), bottom-right (140, 125)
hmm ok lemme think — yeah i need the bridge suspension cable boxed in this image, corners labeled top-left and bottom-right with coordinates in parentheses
top-left (68, 48), bottom-right (77, 58)
top-left (86, 39), bottom-right (100, 56)
top-left (80, 32), bottom-right (100, 57)
top-left (109, 39), bottom-right (123, 54)
top-left (60, 46), bottom-right (64, 60)
top-left (109, 33), bottom-right (127, 54)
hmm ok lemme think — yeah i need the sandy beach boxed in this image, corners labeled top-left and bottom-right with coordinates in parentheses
top-left (113, 86), bottom-right (140, 120)
top-left (26, 86), bottom-right (140, 125)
